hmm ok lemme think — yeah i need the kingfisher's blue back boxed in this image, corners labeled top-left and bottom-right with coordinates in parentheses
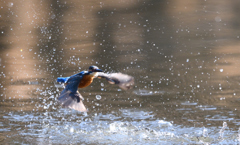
top-left (57, 77), bottom-right (70, 83)
top-left (57, 71), bottom-right (86, 83)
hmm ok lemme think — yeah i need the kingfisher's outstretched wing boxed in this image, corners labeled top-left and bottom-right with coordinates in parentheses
top-left (57, 73), bottom-right (87, 112)
top-left (98, 72), bottom-right (134, 90)
top-left (58, 89), bottom-right (87, 112)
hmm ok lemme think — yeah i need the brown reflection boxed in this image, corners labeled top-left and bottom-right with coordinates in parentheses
top-left (0, 0), bottom-right (49, 106)
top-left (94, 0), bottom-right (173, 72)
top-left (0, 0), bottom-right (71, 112)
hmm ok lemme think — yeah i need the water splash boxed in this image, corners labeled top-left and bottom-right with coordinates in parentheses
top-left (2, 111), bottom-right (240, 144)
top-left (181, 101), bottom-right (198, 106)
top-left (202, 127), bottom-right (208, 137)
top-left (238, 127), bottom-right (240, 142)
top-left (219, 122), bottom-right (227, 139)
top-left (133, 89), bottom-right (165, 96)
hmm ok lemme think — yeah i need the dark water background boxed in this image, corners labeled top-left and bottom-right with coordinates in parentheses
top-left (1, 0), bottom-right (240, 144)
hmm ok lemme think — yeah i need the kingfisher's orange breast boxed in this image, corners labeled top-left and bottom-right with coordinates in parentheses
top-left (78, 75), bottom-right (94, 88)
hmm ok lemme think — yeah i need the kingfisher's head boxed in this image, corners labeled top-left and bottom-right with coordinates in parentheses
top-left (88, 66), bottom-right (103, 77)
top-left (88, 66), bottom-right (103, 72)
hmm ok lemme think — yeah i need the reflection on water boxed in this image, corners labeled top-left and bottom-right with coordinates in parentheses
top-left (1, 0), bottom-right (240, 144)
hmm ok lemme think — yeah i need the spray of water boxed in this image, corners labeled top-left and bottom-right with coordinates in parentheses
top-left (219, 122), bottom-right (227, 139)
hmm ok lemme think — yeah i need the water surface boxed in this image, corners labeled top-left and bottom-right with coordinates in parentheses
top-left (1, 0), bottom-right (240, 144)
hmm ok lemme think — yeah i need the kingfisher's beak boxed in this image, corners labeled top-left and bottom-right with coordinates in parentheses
top-left (93, 69), bottom-right (103, 72)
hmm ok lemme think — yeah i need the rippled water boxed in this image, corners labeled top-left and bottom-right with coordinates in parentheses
top-left (1, 79), bottom-right (240, 144)
top-left (1, 0), bottom-right (240, 144)
top-left (1, 109), bottom-right (240, 144)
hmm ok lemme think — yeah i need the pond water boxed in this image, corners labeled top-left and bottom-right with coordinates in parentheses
top-left (1, 0), bottom-right (240, 144)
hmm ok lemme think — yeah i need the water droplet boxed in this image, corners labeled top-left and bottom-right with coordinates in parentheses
top-left (8, 2), bottom-right (13, 7)
top-left (96, 95), bottom-right (101, 100)
top-left (51, 14), bottom-right (56, 19)
top-left (215, 16), bottom-right (221, 22)
top-left (70, 127), bottom-right (74, 133)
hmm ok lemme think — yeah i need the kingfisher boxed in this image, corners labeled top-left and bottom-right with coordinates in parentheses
top-left (57, 66), bottom-right (134, 112)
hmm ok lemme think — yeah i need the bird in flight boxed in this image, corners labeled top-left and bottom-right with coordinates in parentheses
top-left (57, 66), bottom-right (134, 112)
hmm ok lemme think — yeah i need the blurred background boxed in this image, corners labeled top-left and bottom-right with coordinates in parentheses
top-left (1, 0), bottom-right (240, 144)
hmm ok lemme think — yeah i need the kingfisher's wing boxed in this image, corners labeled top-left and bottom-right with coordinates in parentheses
top-left (98, 72), bottom-right (134, 90)
top-left (58, 89), bottom-right (87, 112)
top-left (57, 73), bottom-right (87, 112)
top-left (65, 72), bottom-right (84, 92)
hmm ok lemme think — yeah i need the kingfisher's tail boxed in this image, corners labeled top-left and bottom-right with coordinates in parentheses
top-left (57, 77), bottom-right (70, 83)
